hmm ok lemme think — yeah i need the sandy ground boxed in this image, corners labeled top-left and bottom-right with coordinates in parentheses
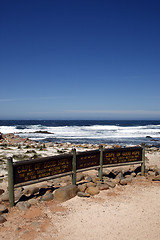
top-left (0, 151), bottom-right (160, 240)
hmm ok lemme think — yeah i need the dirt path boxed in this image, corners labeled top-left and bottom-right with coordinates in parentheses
top-left (0, 176), bottom-right (160, 240)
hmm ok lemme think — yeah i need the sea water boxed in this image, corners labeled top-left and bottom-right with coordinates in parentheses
top-left (0, 120), bottom-right (160, 147)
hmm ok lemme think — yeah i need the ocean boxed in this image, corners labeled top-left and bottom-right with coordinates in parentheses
top-left (0, 120), bottom-right (160, 147)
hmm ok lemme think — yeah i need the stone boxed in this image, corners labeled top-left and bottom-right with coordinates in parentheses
top-left (16, 201), bottom-right (31, 211)
top-left (116, 172), bottom-right (124, 179)
top-left (27, 198), bottom-right (39, 205)
top-left (86, 182), bottom-right (96, 188)
top-left (77, 192), bottom-right (90, 198)
top-left (0, 204), bottom-right (8, 215)
top-left (0, 189), bottom-right (4, 196)
top-left (41, 192), bottom-right (53, 201)
top-left (0, 215), bottom-right (7, 224)
top-left (78, 184), bottom-right (87, 192)
top-left (104, 181), bottom-right (116, 188)
top-left (152, 175), bottom-right (160, 181)
top-left (23, 186), bottom-right (40, 196)
top-left (92, 176), bottom-right (100, 183)
top-left (15, 189), bottom-right (24, 202)
top-left (156, 168), bottom-right (160, 175)
top-left (112, 177), bottom-right (120, 184)
top-left (124, 174), bottom-right (132, 178)
top-left (125, 177), bottom-right (132, 183)
top-left (76, 173), bottom-right (84, 182)
top-left (120, 179), bottom-right (127, 185)
top-left (85, 175), bottom-right (92, 182)
top-left (98, 184), bottom-right (109, 191)
top-left (85, 186), bottom-right (100, 195)
top-left (148, 171), bottom-right (156, 177)
top-left (131, 172), bottom-right (136, 177)
top-left (54, 185), bottom-right (78, 202)
top-left (0, 192), bottom-right (9, 202)
top-left (102, 169), bottom-right (111, 177)
top-left (112, 168), bottom-right (123, 176)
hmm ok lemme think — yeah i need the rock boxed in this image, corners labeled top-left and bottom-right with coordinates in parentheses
top-left (77, 192), bottom-right (90, 198)
top-left (120, 179), bottom-right (128, 185)
top-left (0, 215), bottom-right (7, 224)
top-left (148, 171), bottom-right (156, 177)
top-left (112, 177), bottom-right (121, 184)
top-left (78, 184), bottom-right (87, 192)
top-left (112, 168), bottom-right (123, 176)
top-left (124, 174), bottom-right (132, 179)
top-left (152, 175), bottom-right (160, 181)
top-left (15, 189), bottom-right (24, 202)
top-left (98, 184), bottom-right (109, 191)
top-left (34, 130), bottom-right (53, 134)
top-left (86, 182), bottom-right (96, 188)
top-left (102, 169), bottom-right (111, 177)
top-left (125, 177), bottom-right (132, 183)
top-left (41, 192), bottom-right (53, 201)
top-left (92, 176), bottom-right (100, 183)
top-left (131, 172), bottom-right (136, 177)
top-left (0, 189), bottom-right (5, 196)
top-left (54, 185), bottom-right (78, 202)
top-left (23, 186), bottom-right (40, 196)
top-left (86, 186), bottom-right (100, 195)
top-left (76, 173), bottom-right (84, 182)
top-left (0, 204), bottom-right (8, 215)
top-left (0, 192), bottom-right (9, 202)
top-left (84, 175), bottom-right (92, 182)
top-left (156, 168), bottom-right (160, 175)
top-left (148, 165), bottom-right (160, 175)
top-left (27, 198), bottom-right (39, 205)
top-left (104, 180), bottom-right (116, 188)
top-left (16, 201), bottom-right (31, 211)
top-left (115, 172), bottom-right (124, 179)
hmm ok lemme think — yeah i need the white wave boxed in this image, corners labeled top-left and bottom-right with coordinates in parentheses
top-left (0, 124), bottom-right (160, 141)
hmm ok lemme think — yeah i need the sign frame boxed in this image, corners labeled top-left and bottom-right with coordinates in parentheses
top-left (7, 145), bottom-right (145, 207)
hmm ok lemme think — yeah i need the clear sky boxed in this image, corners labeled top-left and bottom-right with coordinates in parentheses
top-left (0, 0), bottom-right (160, 120)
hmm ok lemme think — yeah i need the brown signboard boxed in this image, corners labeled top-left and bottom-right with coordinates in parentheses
top-left (13, 154), bottom-right (72, 185)
top-left (76, 150), bottom-right (100, 170)
top-left (103, 147), bottom-right (142, 165)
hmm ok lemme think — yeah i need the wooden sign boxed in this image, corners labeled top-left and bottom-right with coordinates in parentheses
top-left (76, 150), bottom-right (100, 170)
top-left (103, 147), bottom-right (142, 165)
top-left (13, 154), bottom-right (72, 185)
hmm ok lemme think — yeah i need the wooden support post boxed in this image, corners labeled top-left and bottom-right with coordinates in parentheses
top-left (98, 145), bottom-right (103, 181)
top-left (72, 148), bottom-right (76, 185)
top-left (141, 143), bottom-right (145, 176)
top-left (7, 157), bottom-right (15, 207)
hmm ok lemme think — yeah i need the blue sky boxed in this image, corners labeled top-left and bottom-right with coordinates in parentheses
top-left (0, 0), bottom-right (160, 120)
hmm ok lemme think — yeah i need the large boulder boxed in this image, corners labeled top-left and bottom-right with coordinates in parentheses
top-left (54, 185), bottom-right (78, 202)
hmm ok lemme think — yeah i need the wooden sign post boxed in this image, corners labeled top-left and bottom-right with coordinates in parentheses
top-left (7, 157), bottom-right (14, 207)
top-left (7, 145), bottom-right (144, 207)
